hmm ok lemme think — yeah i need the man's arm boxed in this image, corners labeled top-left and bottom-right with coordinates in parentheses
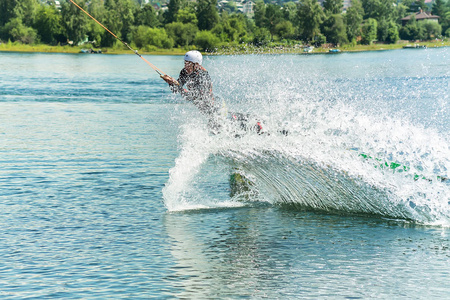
top-left (162, 74), bottom-right (188, 97)
top-left (161, 75), bottom-right (179, 86)
top-left (161, 70), bottom-right (188, 95)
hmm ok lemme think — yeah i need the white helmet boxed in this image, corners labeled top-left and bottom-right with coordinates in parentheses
top-left (184, 50), bottom-right (202, 65)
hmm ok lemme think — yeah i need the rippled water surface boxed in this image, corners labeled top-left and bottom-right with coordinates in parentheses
top-left (1, 50), bottom-right (449, 298)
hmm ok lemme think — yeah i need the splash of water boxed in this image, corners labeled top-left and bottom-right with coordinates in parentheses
top-left (163, 51), bottom-right (450, 226)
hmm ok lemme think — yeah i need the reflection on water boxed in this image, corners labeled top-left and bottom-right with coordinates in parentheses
top-left (164, 207), bottom-right (450, 298)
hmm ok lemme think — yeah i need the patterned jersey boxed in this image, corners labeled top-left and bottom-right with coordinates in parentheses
top-left (170, 67), bottom-right (219, 116)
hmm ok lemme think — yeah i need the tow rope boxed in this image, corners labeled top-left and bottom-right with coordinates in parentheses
top-left (68, 0), bottom-right (166, 76)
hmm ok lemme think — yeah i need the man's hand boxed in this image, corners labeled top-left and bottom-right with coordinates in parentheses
top-left (161, 75), bottom-right (179, 85)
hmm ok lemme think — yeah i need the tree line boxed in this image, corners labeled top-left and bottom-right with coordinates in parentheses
top-left (0, 0), bottom-right (449, 51)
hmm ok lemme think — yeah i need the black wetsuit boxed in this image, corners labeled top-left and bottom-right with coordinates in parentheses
top-left (170, 68), bottom-right (220, 117)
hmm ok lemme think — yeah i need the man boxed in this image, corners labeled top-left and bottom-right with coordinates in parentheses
top-left (161, 50), bottom-right (263, 135)
top-left (161, 50), bottom-right (221, 124)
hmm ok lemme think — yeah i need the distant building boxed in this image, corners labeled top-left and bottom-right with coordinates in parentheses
top-left (218, 0), bottom-right (228, 8)
top-left (342, 0), bottom-right (351, 11)
top-left (243, 1), bottom-right (254, 15)
top-left (400, 10), bottom-right (440, 26)
top-left (41, 0), bottom-right (61, 9)
top-left (217, 0), bottom-right (254, 16)
top-left (152, 2), bottom-right (161, 10)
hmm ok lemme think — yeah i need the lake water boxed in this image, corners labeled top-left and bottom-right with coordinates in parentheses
top-left (0, 49), bottom-right (449, 299)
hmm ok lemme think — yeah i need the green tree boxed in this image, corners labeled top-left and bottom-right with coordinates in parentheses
top-left (445, 10), bottom-right (450, 36)
top-left (323, 0), bottom-right (343, 15)
top-left (296, 0), bottom-right (324, 42)
top-left (194, 30), bottom-right (220, 51)
top-left (385, 21), bottom-right (399, 43)
top-left (212, 14), bottom-right (248, 43)
top-left (165, 22), bottom-right (198, 46)
top-left (176, 6), bottom-right (198, 25)
top-left (377, 18), bottom-right (399, 43)
top-left (254, 0), bottom-right (266, 28)
top-left (35, 4), bottom-right (63, 44)
top-left (401, 0), bottom-right (417, 13)
top-left (321, 14), bottom-right (348, 45)
top-left (86, 20), bottom-right (104, 46)
top-left (165, 0), bottom-right (185, 24)
top-left (132, 25), bottom-right (173, 49)
top-left (415, 0), bottom-right (426, 11)
top-left (135, 3), bottom-right (160, 28)
top-left (282, 2), bottom-right (298, 25)
top-left (432, 0), bottom-right (449, 35)
top-left (197, 0), bottom-right (219, 30)
top-left (275, 20), bottom-right (296, 39)
top-left (0, 0), bottom-right (39, 39)
top-left (13, 0), bottom-right (39, 27)
top-left (211, 23), bottom-right (229, 42)
top-left (0, 0), bottom-right (17, 27)
top-left (2, 17), bottom-right (38, 44)
top-left (61, 0), bottom-right (89, 44)
top-left (399, 16), bottom-right (425, 40)
top-left (228, 14), bottom-right (251, 42)
top-left (377, 18), bottom-right (389, 41)
top-left (361, 18), bottom-right (377, 44)
top-left (88, 0), bottom-right (105, 17)
top-left (394, 3), bottom-right (410, 20)
top-left (223, 1), bottom-right (238, 13)
top-left (345, 0), bottom-right (364, 42)
top-left (116, 0), bottom-right (136, 42)
top-left (252, 27), bottom-right (271, 45)
top-left (101, 0), bottom-right (121, 46)
top-left (314, 33), bottom-right (327, 46)
top-left (432, 0), bottom-right (446, 17)
top-left (86, 0), bottom-right (106, 45)
top-left (362, 0), bottom-right (396, 21)
top-left (264, 4), bottom-right (283, 39)
top-left (420, 20), bottom-right (442, 39)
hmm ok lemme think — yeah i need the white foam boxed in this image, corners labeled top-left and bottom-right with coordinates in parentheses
top-left (163, 54), bottom-right (450, 225)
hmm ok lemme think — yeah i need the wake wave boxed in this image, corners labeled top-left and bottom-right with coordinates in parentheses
top-left (223, 149), bottom-right (448, 224)
top-left (163, 99), bottom-right (450, 226)
top-left (163, 52), bottom-right (450, 226)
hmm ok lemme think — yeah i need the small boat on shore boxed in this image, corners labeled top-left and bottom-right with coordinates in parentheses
top-left (80, 48), bottom-right (102, 54)
top-left (403, 44), bottom-right (427, 49)
top-left (329, 49), bottom-right (341, 53)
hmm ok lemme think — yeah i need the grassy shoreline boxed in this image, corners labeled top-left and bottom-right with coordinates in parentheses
top-left (1, 40), bottom-right (449, 55)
